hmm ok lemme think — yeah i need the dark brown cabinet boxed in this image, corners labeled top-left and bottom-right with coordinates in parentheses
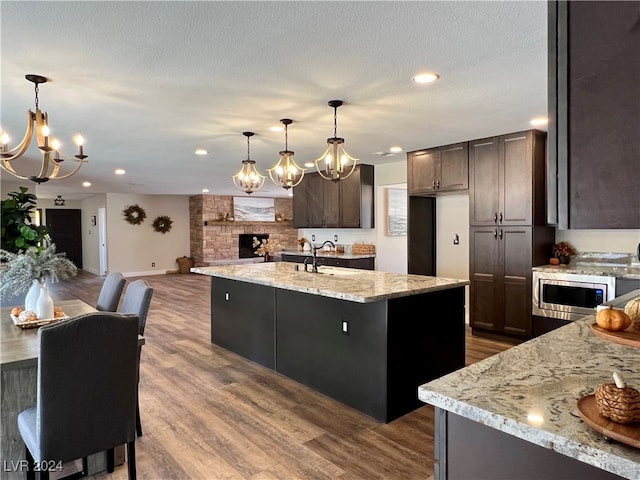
top-left (292, 164), bottom-right (374, 228)
top-left (470, 226), bottom-right (535, 337)
top-left (407, 142), bottom-right (468, 195)
top-left (548, 1), bottom-right (640, 228)
top-left (469, 130), bottom-right (546, 227)
top-left (469, 129), bottom-right (553, 340)
top-left (280, 253), bottom-right (374, 270)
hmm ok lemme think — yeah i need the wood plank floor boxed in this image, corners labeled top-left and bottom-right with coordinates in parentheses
top-left (48, 270), bottom-right (513, 480)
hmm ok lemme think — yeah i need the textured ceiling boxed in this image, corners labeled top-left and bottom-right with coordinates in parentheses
top-left (0, 1), bottom-right (548, 199)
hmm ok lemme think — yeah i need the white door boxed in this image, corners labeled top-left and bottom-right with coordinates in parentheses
top-left (98, 207), bottom-right (108, 275)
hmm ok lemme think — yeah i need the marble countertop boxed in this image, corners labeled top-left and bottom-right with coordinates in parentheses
top-left (533, 263), bottom-right (640, 279)
top-left (418, 314), bottom-right (640, 479)
top-left (192, 262), bottom-right (468, 303)
top-left (280, 250), bottom-right (375, 259)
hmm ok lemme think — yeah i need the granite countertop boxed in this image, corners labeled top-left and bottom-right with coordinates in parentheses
top-left (280, 249), bottom-right (376, 260)
top-left (418, 314), bottom-right (640, 479)
top-left (192, 262), bottom-right (468, 303)
top-left (533, 264), bottom-right (640, 279)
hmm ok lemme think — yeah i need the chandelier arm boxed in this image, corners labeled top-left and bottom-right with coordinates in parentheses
top-left (56, 151), bottom-right (89, 164)
top-left (0, 160), bottom-right (30, 179)
top-left (45, 160), bottom-right (86, 181)
top-left (311, 145), bottom-right (332, 164)
top-left (1, 111), bottom-right (36, 159)
top-left (36, 152), bottom-right (53, 179)
top-left (35, 110), bottom-right (49, 150)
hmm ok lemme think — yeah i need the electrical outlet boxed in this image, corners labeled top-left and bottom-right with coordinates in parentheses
top-left (151, 262), bottom-right (155, 267)
top-left (341, 319), bottom-right (349, 335)
top-left (334, 235), bottom-right (338, 242)
top-left (312, 234), bottom-right (315, 241)
top-left (453, 234), bottom-right (460, 245)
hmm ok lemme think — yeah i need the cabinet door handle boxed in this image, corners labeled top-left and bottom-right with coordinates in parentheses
top-left (493, 229), bottom-right (498, 238)
top-left (493, 212), bottom-right (498, 223)
top-left (499, 229), bottom-right (503, 239)
top-left (499, 212), bottom-right (503, 223)
top-left (436, 179), bottom-right (440, 188)
top-left (432, 180), bottom-right (436, 189)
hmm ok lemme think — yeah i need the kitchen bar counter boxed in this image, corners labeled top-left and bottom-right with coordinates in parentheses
top-left (194, 263), bottom-right (469, 422)
top-left (418, 313), bottom-right (640, 479)
top-left (192, 262), bottom-right (468, 303)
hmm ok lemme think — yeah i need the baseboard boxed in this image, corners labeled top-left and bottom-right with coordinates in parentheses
top-left (123, 269), bottom-right (175, 277)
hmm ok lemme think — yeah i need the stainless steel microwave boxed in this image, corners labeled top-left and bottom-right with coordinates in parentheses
top-left (532, 271), bottom-right (616, 321)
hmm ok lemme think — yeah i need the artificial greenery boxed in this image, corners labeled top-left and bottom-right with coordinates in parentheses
top-left (123, 204), bottom-right (147, 225)
top-left (1, 186), bottom-right (49, 253)
top-left (0, 244), bottom-right (78, 299)
top-left (152, 215), bottom-right (173, 234)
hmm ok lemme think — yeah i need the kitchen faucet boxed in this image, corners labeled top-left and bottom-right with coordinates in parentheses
top-left (304, 240), bottom-right (335, 273)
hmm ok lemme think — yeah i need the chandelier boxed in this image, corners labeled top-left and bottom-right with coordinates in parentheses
top-left (267, 119), bottom-right (305, 190)
top-left (313, 100), bottom-right (357, 182)
top-left (0, 74), bottom-right (88, 184)
top-left (232, 131), bottom-right (265, 194)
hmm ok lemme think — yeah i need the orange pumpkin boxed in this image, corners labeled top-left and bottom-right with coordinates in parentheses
top-left (596, 305), bottom-right (631, 331)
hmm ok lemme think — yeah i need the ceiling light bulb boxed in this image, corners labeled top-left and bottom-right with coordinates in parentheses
top-left (1, 132), bottom-right (9, 145)
top-left (195, 149), bottom-right (208, 155)
top-left (530, 117), bottom-right (548, 126)
top-left (52, 139), bottom-right (61, 150)
top-left (41, 125), bottom-right (50, 136)
top-left (202, 188), bottom-right (209, 193)
top-left (82, 181), bottom-right (92, 187)
top-left (115, 168), bottom-right (126, 175)
top-left (74, 135), bottom-right (84, 146)
top-left (389, 146), bottom-right (403, 153)
top-left (413, 72), bottom-right (440, 84)
top-left (269, 126), bottom-right (284, 132)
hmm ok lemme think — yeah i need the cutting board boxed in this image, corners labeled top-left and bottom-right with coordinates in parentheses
top-left (577, 395), bottom-right (640, 448)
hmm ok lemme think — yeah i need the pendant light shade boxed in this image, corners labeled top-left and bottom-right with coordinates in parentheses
top-left (313, 100), bottom-right (357, 182)
top-left (232, 131), bottom-right (265, 195)
top-left (267, 119), bottom-right (305, 190)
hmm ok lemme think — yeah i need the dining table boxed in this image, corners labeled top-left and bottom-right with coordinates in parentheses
top-left (0, 299), bottom-right (145, 480)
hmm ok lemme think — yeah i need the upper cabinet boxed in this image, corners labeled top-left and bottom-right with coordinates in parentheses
top-left (407, 142), bottom-right (468, 195)
top-left (292, 164), bottom-right (374, 229)
top-left (469, 130), bottom-right (547, 227)
top-left (548, 1), bottom-right (640, 229)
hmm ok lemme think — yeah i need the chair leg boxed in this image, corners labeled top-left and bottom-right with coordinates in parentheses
top-left (136, 395), bottom-right (142, 437)
top-left (25, 445), bottom-right (35, 480)
top-left (106, 447), bottom-right (115, 472)
top-left (126, 440), bottom-right (136, 480)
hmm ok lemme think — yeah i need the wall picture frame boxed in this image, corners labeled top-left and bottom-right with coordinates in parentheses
top-left (233, 197), bottom-right (275, 222)
top-left (385, 187), bottom-right (407, 236)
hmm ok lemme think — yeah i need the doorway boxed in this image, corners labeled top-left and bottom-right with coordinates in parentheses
top-left (46, 209), bottom-right (83, 269)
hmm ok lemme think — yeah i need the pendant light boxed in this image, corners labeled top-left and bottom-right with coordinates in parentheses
top-left (313, 100), bottom-right (357, 182)
top-left (267, 119), bottom-right (305, 190)
top-left (232, 132), bottom-right (265, 194)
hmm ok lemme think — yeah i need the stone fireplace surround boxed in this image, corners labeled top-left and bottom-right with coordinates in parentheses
top-left (189, 195), bottom-right (298, 266)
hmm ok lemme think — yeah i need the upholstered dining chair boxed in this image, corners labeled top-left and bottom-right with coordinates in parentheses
top-left (96, 272), bottom-right (126, 312)
top-left (119, 279), bottom-right (154, 437)
top-left (17, 312), bottom-right (139, 480)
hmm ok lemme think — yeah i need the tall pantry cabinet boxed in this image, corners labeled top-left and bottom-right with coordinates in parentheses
top-left (469, 130), bottom-right (554, 339)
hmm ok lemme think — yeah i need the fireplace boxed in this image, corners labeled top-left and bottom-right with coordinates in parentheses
top-left (239, 233), bottom-right (268, 258)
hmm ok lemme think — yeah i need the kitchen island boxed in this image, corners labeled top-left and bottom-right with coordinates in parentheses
top-left (418, 307), bottom-right (640, 479)
top-left (193, 262), bottom-right (468, 422)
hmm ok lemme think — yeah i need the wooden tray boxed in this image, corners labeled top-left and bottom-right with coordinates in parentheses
top-left (11, 313), bottom-right (68, 329)
top-left (577, 395), bottom-right (640, 448)
top-left (590, 323), bottom-right (640, 348)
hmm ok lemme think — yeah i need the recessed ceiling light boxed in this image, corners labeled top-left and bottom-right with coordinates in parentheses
top-left (413, 72), bottom-right (440, 84)
top-left (202, 188), bottom-right (210, 193)
top-left (195, 149), bottom-right (208, 155)
top-left (303, 161), bottom-right (314, 168)
top-left (530, 117), bottom-right (548, 126)
top-left (82, 181), bottom-right (92, 187)
top-left (115, 168), bottom-right (126, 175)
top-left (389, 146), bottom-right (403, 153)
top-left (269, 126), bottom-right (284, 132)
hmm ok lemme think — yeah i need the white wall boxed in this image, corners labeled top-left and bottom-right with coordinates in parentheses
top-left (555, 229), bottom-right (640, 257)
top-left (105, 193), bottom-right (190, 276)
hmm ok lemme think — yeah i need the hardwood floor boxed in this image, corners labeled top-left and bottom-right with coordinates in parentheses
top-left (49, 270), bottom-right (513, 480)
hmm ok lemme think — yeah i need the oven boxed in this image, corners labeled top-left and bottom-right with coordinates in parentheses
top-left (532, 271), bottom-right (616, 322)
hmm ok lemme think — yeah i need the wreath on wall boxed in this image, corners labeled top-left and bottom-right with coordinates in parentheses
top-left (152, 215), bottom-right (173, 234)
top-left (123, 204), bottom-right (147, 225)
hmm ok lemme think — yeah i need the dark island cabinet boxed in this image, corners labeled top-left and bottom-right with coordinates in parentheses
top-left (548, 1), bottom-right (640, 228)
top-left (407, 142), bottom-right (468, 195)
top-left (469, 130), bottom-right (547, 227)
top-left (292, 164), bottom-right (374, 228)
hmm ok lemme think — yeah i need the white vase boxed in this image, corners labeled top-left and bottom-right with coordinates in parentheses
top-left (25, 280), bottom-right (41, 311)
top-left (35, 282), bottom-right (54, 320)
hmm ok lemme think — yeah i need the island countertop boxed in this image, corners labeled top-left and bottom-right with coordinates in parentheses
top-left (418, 314), bottom-right (640, 479)
top-left (192, 262), bottom-right (468, 303)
